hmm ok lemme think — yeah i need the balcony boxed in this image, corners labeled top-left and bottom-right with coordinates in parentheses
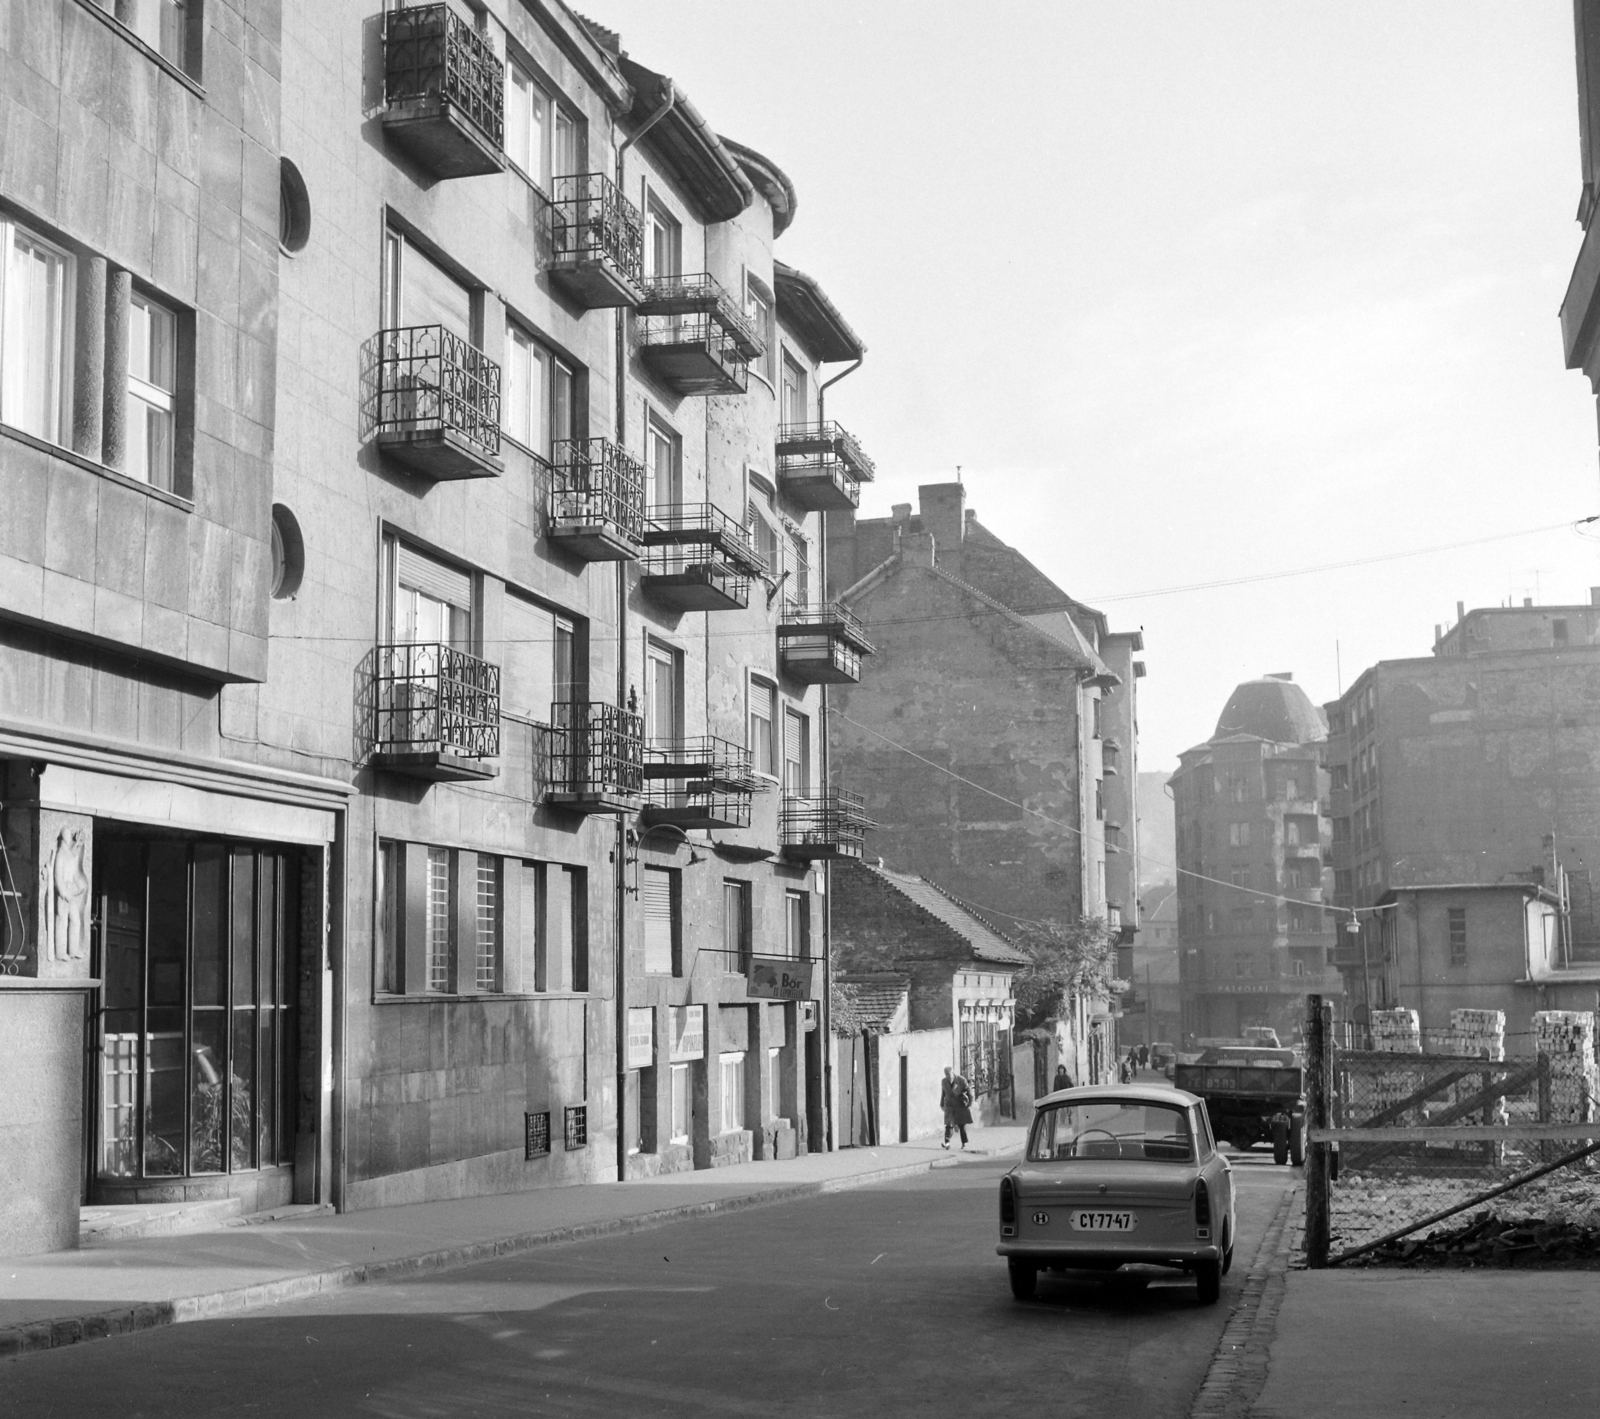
top-left (640, 503), bottom-right (767, 612)
top-left (634, 274), bottom-right (764, 396)
top-left (780, 790), bottom-right (873, 861)
top-left (641, 735), bottom-right (760, 830)
top-left (367, 642), bottom-right (500, 782)
top-left (375, 325), bottom-right (502, 480)
top-left (545, 701), bottom-right (644, 814)
top-left (548, 173), bottom-right (645, 309)
top-left (774, 422), bottom-right (875, 513)
top-left (546, 438), bottom-right (645, 561)
top-left (777, 602), bottom-right (874, 685)
top-left (381, 3), bottom-right (506, 179)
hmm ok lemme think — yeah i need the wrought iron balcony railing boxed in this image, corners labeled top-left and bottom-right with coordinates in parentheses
top-left (775, 421), bottom-right (876, 482)
top-left (780, 789), bottom-right (873, 861)
top-left (382, 2), bottom-right (505, 178)
top-left (641, 735), bottom-right (761, 830)
top-left (777, 602), bottom-right (875, 685)
top-left (635, 274), bottom-right (765, 396)
top-left (549, 173), bottom-right (645, 308)
top-left (375, 324), bottom-right (502, 478)
top-left (369, 641), bottom-right (500, 780)
top-left (545, 701), bottom-right (644, 812)
top-left (639, 502), bottom-right (769, 611)
top-left (546, 438), bottom-right (646, 560)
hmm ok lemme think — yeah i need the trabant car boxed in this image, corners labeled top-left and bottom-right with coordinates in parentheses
top-left (996, 1084), bottom-right (1235, 1304)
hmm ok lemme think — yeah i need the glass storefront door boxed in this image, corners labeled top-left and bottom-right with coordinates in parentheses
top-left (96, 833), bottom-right (300, 1186)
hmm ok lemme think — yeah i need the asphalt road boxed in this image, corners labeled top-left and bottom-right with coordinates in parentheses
top-left (3, 1154), bottom-right (1293, 1419)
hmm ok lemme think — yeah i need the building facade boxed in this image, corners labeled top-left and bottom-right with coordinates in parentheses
top-left (1170, 676), bottom-right (1342, 1045)
top-left (0, 0), bottom-right (877, 1256)
top-left (1324, 599), bottom-right (1600, 1031)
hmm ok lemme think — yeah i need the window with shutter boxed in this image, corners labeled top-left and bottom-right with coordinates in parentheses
top-left (748, 679), bottom-right (776, 777)
top-left (783, 709), bottom-right (809, 797)
top-left (643, 866), bottom-right (679, 975)
top-left (393, 542), bottom-right (474, 649)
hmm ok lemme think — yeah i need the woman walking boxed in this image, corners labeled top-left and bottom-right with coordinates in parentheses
top-left (940, 1066), bottom-right (973, 1150)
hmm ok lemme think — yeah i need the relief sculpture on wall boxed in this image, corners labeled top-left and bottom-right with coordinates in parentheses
top-left (40, 824), bottom-right (90, 966)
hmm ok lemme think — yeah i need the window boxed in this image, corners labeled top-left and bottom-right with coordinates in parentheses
top-left (646, 201), bottom-right (682, 280)
top-left (748, 678), bottom-right (777, 777)
top-left (670, 1062), bottom-right (691, 1144)
top-left (780, 353), bottom-right (807, 426)
top-left (126, 292), bottom-right (177, 489)
top-left (1231, 907), bottom-right (1253, 930)
top-left (1448, 907), bottom-right (1467, 967)
top-left (377, 839), bottom-right (402, 993)
top-left (564, 1103), bottom-right (588, 1150)
top-left (783, 709), bottom-right (810, 797)
top-left (1286, 820), bottom-right (1301, 847)
top-left (475, 856), bottom-right (500, 991)
top-left (646, 415), bottom-right (681, 510)
top-left (0, 218), bottom-right (73, 445)
top-left (723, 880), bottom-right (751, 974)
top-left (746, 276), bottom-right (775, 384)
top-left (1095, 778), bottom-right (1105, 821)
top-left (720, 1052), bottom-right (745, 1134)
top-left (504, 323), bottom-right (576, 455)
top-left (643, 865), bottom-right (680, 975)
top-left (747, 490), bottom-right (780, 575)
top-left (1331, 765), bottom-right (1349, 791)
top-left (501, 591), bottom-right (578, 721)
top-left (1091, 697), bottom-right (1103, 739)
top-left (279, 158), bottom-right (311, 254)
top-left (787, 531), bottom-right (809, 608)
top-left (90, 0), bottom-right (191, 68)
top-left (1234, 951), bottom-right (1253, 978)
top-left (645, 640), bottom-right (681, 751)
top-left (426, 846), bottom-right (451, 992)
top-left (1554, 618), bottom-right (1570, 645)
top-left (538, 862), bottom-right (586, 993)
top-left (389, 541), bottom-right (474, 649)
top-left (1228, 822), bottom-right (1251, 849)
top-left (1293, 959), bottom-right (1307, 977)
top-left (785, 890), bottom-right (809, 960)
top-left (1283, 778), bottom-right (1299, 802)
top-left (768, 1047), bottom-right (783, 1122)
top-left (1333, 817), bottom-right (1350, 844)
top-left (382, 227), bottom-right (472, 338)
top-left (505, 59), bottom-right (579, 191)
top-left (1229, 868), bottom-right (1250, 888)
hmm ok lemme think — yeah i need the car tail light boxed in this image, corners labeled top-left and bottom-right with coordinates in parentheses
top-left (999, 1176), bottom-right (1016, 1236)
top-left (1194, 1178), bottom-right (1211, 1238)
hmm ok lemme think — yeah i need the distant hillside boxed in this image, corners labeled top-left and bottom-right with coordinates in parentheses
top-left (1137, 769), bottom-right (1176, 892)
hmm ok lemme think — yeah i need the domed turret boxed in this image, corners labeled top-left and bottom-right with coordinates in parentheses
top-left (1214, 675), bottom-right (1325, 745)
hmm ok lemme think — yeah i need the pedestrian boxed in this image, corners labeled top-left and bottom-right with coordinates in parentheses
top-left (940, 1066), bottom-right (973, 1150)
top-left (1053, 1062), bottom-right (1074, 1092)
top-left (1138, 1043), bottom-right (1149, 1070)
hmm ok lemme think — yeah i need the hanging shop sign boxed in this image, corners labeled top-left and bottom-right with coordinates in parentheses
top-left (746, 956), bottom-right (815, 1002)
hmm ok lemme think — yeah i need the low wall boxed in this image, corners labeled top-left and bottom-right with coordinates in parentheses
top-left (0, 988), bottom-right (87, 1257)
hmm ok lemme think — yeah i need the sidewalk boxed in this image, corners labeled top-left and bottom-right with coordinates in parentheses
top-left (0, 1124), bottom-right (1025, 1361)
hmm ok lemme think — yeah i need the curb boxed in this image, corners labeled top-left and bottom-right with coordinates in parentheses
top-left (0, 1151), bottom-right (973, 1363)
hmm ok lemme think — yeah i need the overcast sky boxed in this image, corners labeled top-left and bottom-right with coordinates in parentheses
top-left (593, 0), bottom-right (1598, 770)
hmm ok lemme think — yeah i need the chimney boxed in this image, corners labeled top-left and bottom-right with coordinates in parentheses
top-left (1456, 600), bottom-right (1465, 622)
top-left (1266, 672), bottom-right (1294, 681)
top-left (1590, 587), bottom-right (1600, 607)
top-left (1523, 597), bottom-right (1533, 608)
top-left (1434, 623), bottom-right (1442, 644)
top-left (891, 503), bottom-right (912, 525)
top-left (918, 483), bottom-right (966, 569)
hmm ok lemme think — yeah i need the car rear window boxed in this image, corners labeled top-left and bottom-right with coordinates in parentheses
top-left (1027, 1102), bottom-right (1194, 1163)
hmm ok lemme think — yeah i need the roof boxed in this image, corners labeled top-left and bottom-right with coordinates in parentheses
top-left (773, 261), bottom-right (865, 362)
top-left (1214, 677), bottom-right (1327, 745)
top-left (1378, 883), bottom-right (1563, 906)
top-left (832, 975), bottom-right (908, 1035)
top-left (858, 861), bottom-right (1029, 965)
top-left (1032, 1083), bottom-right (1199, 1109)
top-left (725, 139), bottom-right (797, 237)
top-left (617, 57), bottom-right (752, 221)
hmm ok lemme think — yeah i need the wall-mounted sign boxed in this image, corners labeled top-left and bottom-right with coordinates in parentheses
top-left (799, 1000), bottom-right (818, 1031)
top-left (669, 1004), bottom-right (705, 1061)
top-left (747, 956), bottom-right (815, 1001)
top-left (626, 1007), bottom-right (655, 1070)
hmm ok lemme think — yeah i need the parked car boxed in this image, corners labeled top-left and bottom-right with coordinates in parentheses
top-left (996, 1084), bottom-right (1236, 1305)
top-left (1149, 1041), bottom-right (1176, 1072)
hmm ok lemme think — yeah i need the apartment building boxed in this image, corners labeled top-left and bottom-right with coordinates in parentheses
top-left (0, 0), bottom-right (875, 1257)
top-left (1170, 676), bottom-right (1341, 1044)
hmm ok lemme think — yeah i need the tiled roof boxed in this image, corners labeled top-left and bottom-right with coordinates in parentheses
top-left (832, 975), bottom-right (908, 1034)
top-left (862, 863), bottom-right (1029, 966)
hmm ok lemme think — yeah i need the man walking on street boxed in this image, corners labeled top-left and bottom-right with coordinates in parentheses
top-left (940, 1066), bottom-right (973, 1150)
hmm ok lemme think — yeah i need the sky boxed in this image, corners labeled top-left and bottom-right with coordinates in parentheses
top-left (590, 0), bottom-right (1600, 770)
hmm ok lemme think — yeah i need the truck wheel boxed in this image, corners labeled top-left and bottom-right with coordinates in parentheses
top-left (1008, 1257), bottom-right (1038, 1300)
top-left (1289, 1118), bottom-right (1306, 1167)
top-left (1195, 1258), bottom-right (1221, 1305)
top-left (1271, 1119), bottom-right (1289, 1167)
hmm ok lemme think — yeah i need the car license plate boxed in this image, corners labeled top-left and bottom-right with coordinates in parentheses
top-left (1068, 1210), bottom-right (1137, 1232)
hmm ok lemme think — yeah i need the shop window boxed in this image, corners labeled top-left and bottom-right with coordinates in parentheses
top-left (720, 1052), bottom-right (745, 1134)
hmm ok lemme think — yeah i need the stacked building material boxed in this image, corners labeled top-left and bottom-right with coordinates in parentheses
top-left (1446, 1009), bottom-right (1506, 1061)
top-left (1368, 1009), bottom-right (1424, 1124)
top-left (1532, 1011), bottom-right (1598, 1125)
top-left (1370, 1009), bottom-right (1422, 1053)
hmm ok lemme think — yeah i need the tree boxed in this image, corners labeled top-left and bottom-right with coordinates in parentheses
top-left (1011, 916), bottom-right (1117, 1033)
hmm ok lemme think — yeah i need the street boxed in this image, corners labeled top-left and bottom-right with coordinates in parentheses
top-left (3, 1155), bottom-right (1293, 1419)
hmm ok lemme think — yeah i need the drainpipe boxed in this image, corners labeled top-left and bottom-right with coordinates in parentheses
top-left (816, 353), bottom-right (863, 1153)
top-left (611, 81), bottom-right (675, 1183)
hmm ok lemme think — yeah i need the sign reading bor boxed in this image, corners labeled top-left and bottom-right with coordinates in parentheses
top-left (746, 956), bottom-right (815, 1001)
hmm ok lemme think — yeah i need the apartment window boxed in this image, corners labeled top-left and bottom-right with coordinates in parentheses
top-left (1284, 777), bottom-right (1299, 801)
top-left (669, 1062), bottom-right (691, 1144)
top-left (1286, 820), bottom-right (1301, 847)
top-left (749, 679), bottom-right (777, 777)
top-left (1232, 907), bottom-right (1253, 931)
top-left (389, 540), bottom-right (474, 650)
top-left (1448, 907), bottom-right (1468, 967)
top-left (643, 865), bottom-right (681, 975)
top-left (646, 201), bottom-right (682, 280)
top-left (780, 353), bottom-right (807, 426)
top-left (1229, 868), bottom-right (1250, 888)
top-left (504, 322), bottom-right (576, 456)
top-left (747, 492), bottom-right (780, 575)
top-left (537, 862), bottom-right (587, 993)
top-left (383, 227), bottom-right (473, 339)
top-left (746, 276), bottom-right (775, 384)
top-left (723, 880), bottom-right (752, 974)
top-left (783, 709), bottom-right (810, 797)
top-left (1095, 778), bottom-right (1105, 821)
top-left (1293, 959), bottom-right (1307, 977)
top-left (1228, 775), bottom-right (1247, 803)
top-left (501, 591), bottom-right (578, 721)
top-left (646, 415), bottom-right (681, 510)
top-left (1554, 618), bottom-right (1570, 645)
top-left (377, 839), bottom-right (402, 993)
top-left (475, 856), bottom-right (500, 991)
top-left (784, 890), bottom-right (809, 960)
top-left (505, 58), bottom-right (578, 191)
top-left (426, 846), bottom-right (452, 992)
top-left (1234, 951), bottom-right (1253, 978)
top-left (1228, 822), bottom-right (1251, 849)
top-left (720, 1052), bottom-right (745, 1134)
top-left (645, 640), bottom-right (682, 751)
top-left (0, 218), bottom-right (73, 445)
top-left (1333, 817), bottom-right (1350, 844)
top-left (90, 0), bottom-right (191, 69)
top-left (787, 532), bottom-right (810, 608)
top-left (126, 292), bottom-right (177, 489)
top-left (1091, 697), bottom-right (1103, 739)
top-left (1331, 764), bottom-right (1349, 790)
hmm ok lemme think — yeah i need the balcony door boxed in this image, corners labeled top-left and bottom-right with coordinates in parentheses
top-left (646, 201), bottom-right (681, 280)
top-left (645, 641), bottom-right (681, 753)
top-left (391, 542), bottom-right (473, 651)
top-left (382, 228), bottom-right (472, 340)
top-left (647, 416), bottom-right (680, 513)
top-left (780, 354), bottom-right (807, 428)
top-left (383, 541), bottom-right (475, 752)
top-left (783, 708), bottom-right (809, 798)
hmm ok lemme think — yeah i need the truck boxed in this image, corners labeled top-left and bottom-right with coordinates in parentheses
top-left (1173, 1045), bottom-right (1304, 1165)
